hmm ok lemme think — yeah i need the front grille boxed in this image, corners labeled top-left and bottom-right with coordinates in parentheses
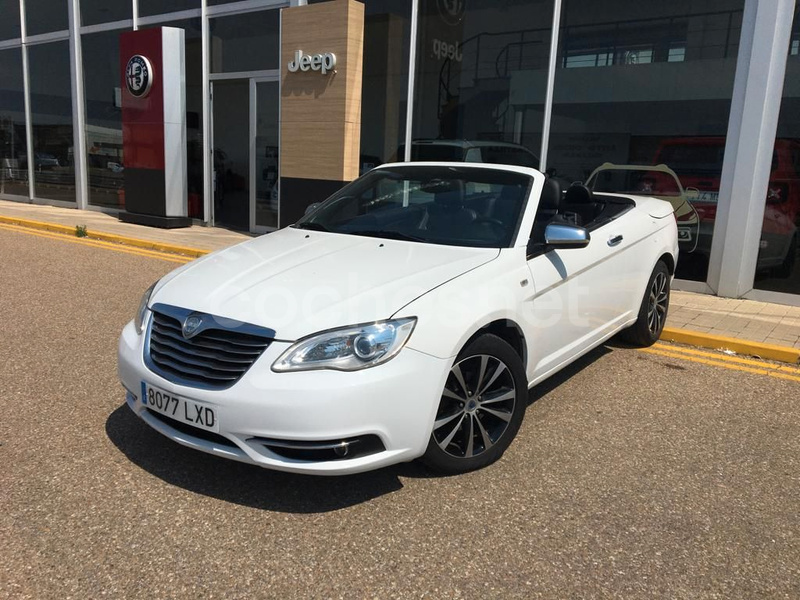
top-left (147, 307), bottom-right (273, 389)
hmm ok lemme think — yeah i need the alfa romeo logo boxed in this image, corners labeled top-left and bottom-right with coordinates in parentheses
top-left (182, 315), bottom-right (203, 339)
top-left (436, 0), bottom-right (465, 26)
top-left (125, 55), bottom-right (153, 98)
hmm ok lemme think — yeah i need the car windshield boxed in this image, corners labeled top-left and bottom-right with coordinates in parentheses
top-left (587, 168), bottom-right (681, 197)
top-left (295, 166), bottom-right (532, 248)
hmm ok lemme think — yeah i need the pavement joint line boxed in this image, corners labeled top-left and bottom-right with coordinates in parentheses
top-left (660, 326), bottom-right (800, 365)
top-left (0, 214), bottom-right (209, 258)
top-left (651, 342), bottom-right (800, 374)
top-left (0, 223), bottom-right (192, 264)
top-left (641, 347), bottom-right (800, 383)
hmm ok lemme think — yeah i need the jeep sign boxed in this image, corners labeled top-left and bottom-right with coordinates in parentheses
top-left (287, 50), bottom-right (337, 75)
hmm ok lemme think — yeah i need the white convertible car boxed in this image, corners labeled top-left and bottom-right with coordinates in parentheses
top-left (118, 163), bottom-right (678, 475)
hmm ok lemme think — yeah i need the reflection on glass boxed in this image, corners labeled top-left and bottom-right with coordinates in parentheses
top-left (359, 0), bottom-right (411, 173)
top-left (83, 31), bottom-right (124, 209)
top-left (549, 1), bottom-right (744, 282)
top-left (412, 0), bottom-right (554, 167)
top-left (209, 10), bottom-right (279, 73)
top-left (213, 80), bottom-right (249, 230)
top-left (28, 41), bottom-right (75, 203)
top-left (0, 1), bottom-right (21, 40)
top-left (754, 10), bottom-right (800, 295)
top-left (0, 48), bottom-right (28, 198)
top-left (80, 0), bottom-right (132, 26)
top-left (26, 0), bottom-right (69, 35)
top-left (255, 81), bottom-right (279, 229)
top-left (138, 0), bottom-right (198, 18)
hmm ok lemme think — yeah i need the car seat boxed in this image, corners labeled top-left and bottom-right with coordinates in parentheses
top-left (561, 183), bottom-right (604, 226)
top-left (531, 178), bottom-right (563, 242)
top-left (425, 180), bottom-right (477, 236)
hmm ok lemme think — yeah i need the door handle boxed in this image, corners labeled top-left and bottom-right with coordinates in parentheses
top-left (608, 234), bottom-right (623, 246)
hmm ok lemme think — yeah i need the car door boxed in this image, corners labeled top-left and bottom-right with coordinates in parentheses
top-left (523, 218), bottom-right (641, 383)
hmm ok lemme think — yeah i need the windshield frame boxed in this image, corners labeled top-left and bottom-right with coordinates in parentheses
top-left (294, 164), bottom-right (535, 250)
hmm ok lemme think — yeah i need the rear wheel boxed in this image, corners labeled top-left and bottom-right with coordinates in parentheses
top-left (620, 260), bottom-right (670, 347)
top-left (421, 334), bottom-right (527, 474)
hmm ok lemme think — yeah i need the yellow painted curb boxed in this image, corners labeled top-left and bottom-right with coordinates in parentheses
top-left (0, 215), bottom-right (209, 258)
top-left (660, 327), bottom-right (800, 365)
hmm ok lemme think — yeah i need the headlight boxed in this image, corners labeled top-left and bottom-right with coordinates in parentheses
top-left (272, 318), bottom-right (417, 372)
top-left (134, 281), bottom-right (158, 334)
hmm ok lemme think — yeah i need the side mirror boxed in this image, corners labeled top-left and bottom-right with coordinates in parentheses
top-left (304, 202), bottom-right (321, 215)
top-left (544, 222), bottom-right (590, 249)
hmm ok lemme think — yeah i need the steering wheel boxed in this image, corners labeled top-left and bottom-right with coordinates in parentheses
top-left (472, 217), bottom-right (506, 229)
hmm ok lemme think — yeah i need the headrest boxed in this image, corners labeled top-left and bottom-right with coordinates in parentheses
top-left (538, 178), bottom-right (561, 212)
top-left (431, 179), bottom-right (465, 209)
top-left (564, 183), bottom-right (594, 205)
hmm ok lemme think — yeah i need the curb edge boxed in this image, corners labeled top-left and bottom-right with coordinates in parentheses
top-left (0, 215), bottom-right (209, 258)
top-left (660, 327), bottom-right (800, 365)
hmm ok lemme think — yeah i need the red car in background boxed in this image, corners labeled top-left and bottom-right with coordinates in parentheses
top-left (654, 137), bottom-right (799, 277)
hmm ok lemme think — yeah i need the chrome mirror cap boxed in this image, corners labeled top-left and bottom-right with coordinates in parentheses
top-left (544, 222), bottom-right (590, 249)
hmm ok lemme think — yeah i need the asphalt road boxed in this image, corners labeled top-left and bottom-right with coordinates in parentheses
top-left (1, 226), bottom-right (799, 600)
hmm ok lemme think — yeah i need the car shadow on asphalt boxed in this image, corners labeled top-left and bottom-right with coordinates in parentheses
top-left (106, 405), bottom-right (414, 513)
top-left (105, 345), bottom-right (614, 510)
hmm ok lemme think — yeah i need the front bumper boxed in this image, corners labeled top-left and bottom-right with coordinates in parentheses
top-left (117, 320), bottom-right (451, 475)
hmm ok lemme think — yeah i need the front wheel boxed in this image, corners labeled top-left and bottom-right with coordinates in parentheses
top-left (421, 334), bottom-right (528, 474)
top-left (620, 260), bottom-right (671, 347)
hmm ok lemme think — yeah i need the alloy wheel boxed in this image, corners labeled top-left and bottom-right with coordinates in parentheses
top-left (432, 354), bottom-right (516, 459)
top-left (647, 271), bottom-right (669, 336)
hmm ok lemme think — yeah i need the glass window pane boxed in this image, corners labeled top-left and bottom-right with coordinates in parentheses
top-left (255, 81), bottom-right (279, 229)
top-left (0, 48), bottom-right (28, 198)
top-left (754, 7), bottom-right (800, 295)
top-left (358, 0), bottom-right (411, 173)
top-left (28, 41), bottom-right (75, 202)
top-left (80, 0), bottom-right (132, 26)
top-left (138, 0), bottom-right (198, 18)
top-left (549, 1), bottom-right (745, 283)
top-left (209, 10), bottom-right (279, 73)
top-left (0, 1), bottom-right (21, 40)
top-left (412, 0), bottom-right (554, 169)
top-left (83, 30), bottom-right (125, 209)
top-left (26, 0), bottom-right (69, 35)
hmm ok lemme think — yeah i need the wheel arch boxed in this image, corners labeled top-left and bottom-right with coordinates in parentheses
top-left (659, 252), bottom-right (676, 275)
top-left (463, 319), bottom-right (527, 370)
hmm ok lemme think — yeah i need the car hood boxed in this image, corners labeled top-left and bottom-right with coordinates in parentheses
top-left (151, 227), bottom-right (499, 340)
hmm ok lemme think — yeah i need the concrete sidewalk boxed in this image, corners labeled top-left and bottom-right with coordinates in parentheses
top-left (0, 199), bottom-right (250, 252)
top-left (2, 198), bottom-right (799, 355)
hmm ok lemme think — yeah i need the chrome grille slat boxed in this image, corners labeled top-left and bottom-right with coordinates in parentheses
top-left (147, 308), bottom-right (273, 389)
top-left (150, 325), bottom-right (263, 356)
top-left (150, 342), bottom-right (250, 373)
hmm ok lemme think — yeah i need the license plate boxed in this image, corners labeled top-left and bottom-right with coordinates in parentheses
top-left (141, 382), bottom-right (219, 433)
top-left (677, 227), bottom-right (693, 242)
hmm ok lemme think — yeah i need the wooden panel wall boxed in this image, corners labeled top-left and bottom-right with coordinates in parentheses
top-left (280, 0), bottom-right (365, 182)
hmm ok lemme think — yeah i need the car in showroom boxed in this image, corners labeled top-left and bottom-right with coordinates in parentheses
top-left (118, 163), bottom-right (678, 475)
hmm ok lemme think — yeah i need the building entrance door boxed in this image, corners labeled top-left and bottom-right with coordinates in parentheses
top-left (211, 77), bottom-right (279, 232)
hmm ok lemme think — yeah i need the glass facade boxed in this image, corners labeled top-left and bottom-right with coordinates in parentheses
top-left (80, 0), bottom-right (132, 26)
top-left (0, 0), bottom-right (21, 40)
top-left (0, 0), bottom-right (797, 302)
top-left (209, 10), bottom-right (280, 73)
top-left (0, 48), bottom-right (28, 198)
top-left (755, 7), bottom-right (800, 295)
top-left (549, 0), bottom-right (744, 283)
top-left (28, 41), bottom-right (76, 203)
top-left (83, 30), bottom-right (125, 209)
top-left (25, 0), bottom-right (69, 35)
top-left (412, 0), bottom-right (554, 167)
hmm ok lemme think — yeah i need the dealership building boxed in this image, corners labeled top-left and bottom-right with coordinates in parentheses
top-left (0, 0), bottom-right (799, 304)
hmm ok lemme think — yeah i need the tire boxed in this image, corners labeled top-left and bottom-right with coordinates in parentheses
top-left (620, 260), bottom-right (670, 347)
top-left (421, 334), bottom-right (528, 474)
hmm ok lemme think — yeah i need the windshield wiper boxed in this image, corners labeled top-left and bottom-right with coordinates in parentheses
top-left (346, 230), bottom-right (425, 242)
top-left (294, 222), bottom-right (330, 232)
